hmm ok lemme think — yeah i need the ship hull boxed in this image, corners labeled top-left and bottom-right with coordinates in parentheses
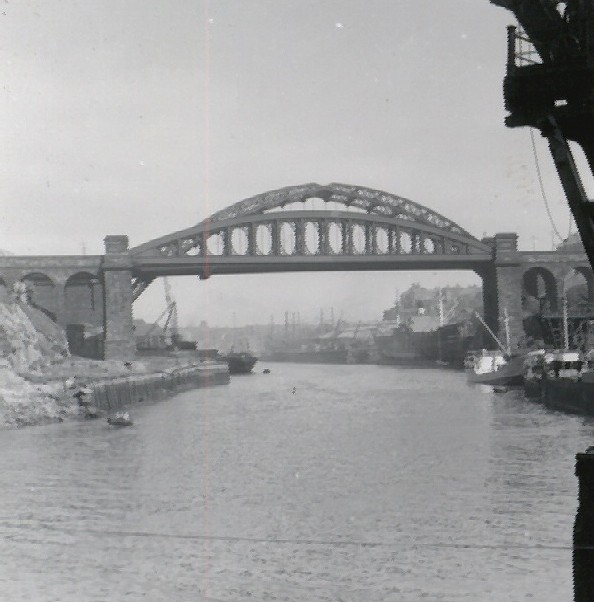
top-left (523, 379), bottom-right (542, 398)
top-left (220, 353), bottom-right (258, 374)
top-left (261, 349), bottom-right (348, 364)
top-left (540, 377), bottom-right (594, 415)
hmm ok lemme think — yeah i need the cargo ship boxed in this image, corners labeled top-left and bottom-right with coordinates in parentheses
top-left (263, 347), bottom-right (349, 364)
top-left (262, 322), bottom-right (378, 364)
top-left (374, 321), bottom-right (419, 364)
top-left (217, 351), bottom-right (258, 374)
top-left (261, 334), bottom-right (349, 363)
top-left (377, 284), bottom-right (485, 368)
top-left (374, 316), bottom-right (482, 368)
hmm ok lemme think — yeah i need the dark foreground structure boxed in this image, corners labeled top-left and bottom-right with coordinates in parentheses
top-left (489, 2), bottom-right (594, 599)
top-left (574, 449), bottom-right (594, 601)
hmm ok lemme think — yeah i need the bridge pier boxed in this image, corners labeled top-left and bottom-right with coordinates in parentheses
top-left (102, 235), bottom-right (135, 361)
top-left (495, 263), bottom-right (524, 350)
top-left (479, 265), bottom-right (499, 345)
top-left (480, 234), bottom-right (525, 351)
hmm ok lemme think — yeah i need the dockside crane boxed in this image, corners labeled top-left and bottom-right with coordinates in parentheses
top-left (489, 3), bottom-right (594, 599)
top-left (162, 277), bottom-right (180, 347)
top-left (490, 0), bottom-right (594, 268)
top-left (143, 277), bottom-right (180, 349)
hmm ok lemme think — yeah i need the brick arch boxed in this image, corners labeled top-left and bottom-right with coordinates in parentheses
top-left (572, 266), bottom-right (594, 303)
top-left (21, 272), bottom-right (57, 321)
top-left (63, 271), bottom-right (104, 359)
top-left (522, 266), bottom-right (559, 313)
top-left (564, 266), bottom-right (594, 313)
top-left (0, 276), bottom-right (8, 302)
top-left (64, 272), bottom-right (103, 320)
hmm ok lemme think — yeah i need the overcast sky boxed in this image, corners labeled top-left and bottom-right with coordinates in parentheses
top-left (1, 1), bottom-right (589, 327)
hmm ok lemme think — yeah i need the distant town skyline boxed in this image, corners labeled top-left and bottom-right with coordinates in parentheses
top-left (2, 1), bottom-right (589, 326)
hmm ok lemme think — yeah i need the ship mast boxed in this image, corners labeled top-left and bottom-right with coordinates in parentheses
top-left (562, 294), bottom-right (570, 349)
top-left (503, 307), bottom-right (511, 355)
top-left (438, 288), bottom-right (445, 327)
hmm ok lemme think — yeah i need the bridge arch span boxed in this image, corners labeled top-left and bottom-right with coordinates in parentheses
top-left (131, 183), bottom-right (491, 276)
top-left (20, 272), bottom-right (57, 321)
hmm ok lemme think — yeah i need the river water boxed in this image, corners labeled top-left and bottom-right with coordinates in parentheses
top-left (0, 363), bottom-right (591, 601)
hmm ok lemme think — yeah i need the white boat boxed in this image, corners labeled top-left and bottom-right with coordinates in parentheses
top-left (467, 309), bottom-right (525, 387)
top-left (467, 349), bottom-right (525, 386)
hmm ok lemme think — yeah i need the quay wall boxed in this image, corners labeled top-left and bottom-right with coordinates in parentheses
top-left (87, 363), bottom-right (229, 412)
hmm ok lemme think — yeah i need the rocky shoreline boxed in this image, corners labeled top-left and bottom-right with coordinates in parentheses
top-left (0, 356), bottom-right (230, 429)
top-left (0, 301), bottom-right (232, 429)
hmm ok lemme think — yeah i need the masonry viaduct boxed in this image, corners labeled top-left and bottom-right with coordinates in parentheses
top-left (0, 183), bottom-right (591, 360)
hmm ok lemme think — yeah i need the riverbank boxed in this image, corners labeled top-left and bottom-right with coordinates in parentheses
top-left (0, 355), bottom-right (229, 429)
top-left (0, 300), bottom-right (231, 429)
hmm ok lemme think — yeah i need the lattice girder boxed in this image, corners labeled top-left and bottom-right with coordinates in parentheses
top-left (196, 183), bottom-right (473, 238)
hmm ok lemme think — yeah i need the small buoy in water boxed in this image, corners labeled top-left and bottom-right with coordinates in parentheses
top-left (107, 411), bottom-right (133, 427)
top-left (263, 368), bottom-right (271, 374)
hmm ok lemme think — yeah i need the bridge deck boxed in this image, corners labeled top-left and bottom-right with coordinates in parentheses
top-left (132, 253), bottom-right (493, 278)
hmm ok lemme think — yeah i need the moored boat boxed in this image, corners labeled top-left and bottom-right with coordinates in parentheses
top-left (219, 351), bottom-right (258, 374)
top-left (467, 349), bottom-right (525, 387)
top-left (539, 350), bottom-right (594, 415)
top-left (463, 350), bottom-right (481, 370)
top-left (467, 308), bottom-right (525, 387)
top-left (522, 349), bottom-right (546, 398)
top-left (261, 348), bottom-right (348, 364)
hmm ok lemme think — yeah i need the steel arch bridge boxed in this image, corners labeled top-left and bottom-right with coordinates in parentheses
top-left (130, 183), bottom-right (492, 296)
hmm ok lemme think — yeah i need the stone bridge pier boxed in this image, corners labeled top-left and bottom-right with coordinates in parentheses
top-left (478, 233), bottom-right (524, 351)
top-left (102, 236), bottom-right (135, 360)
top-left (479, 234), bottom-right (594, 351)
top-left (0, 235), bottom-right (136, 361)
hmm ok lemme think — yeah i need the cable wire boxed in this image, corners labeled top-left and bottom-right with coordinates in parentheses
top-left (530, 128), bottom-right (564, 243)
top-left (26, 523), bottom-right (577, 551)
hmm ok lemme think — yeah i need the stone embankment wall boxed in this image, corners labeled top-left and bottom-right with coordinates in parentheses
top-left (87, 363), bottom-right (229, 412)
